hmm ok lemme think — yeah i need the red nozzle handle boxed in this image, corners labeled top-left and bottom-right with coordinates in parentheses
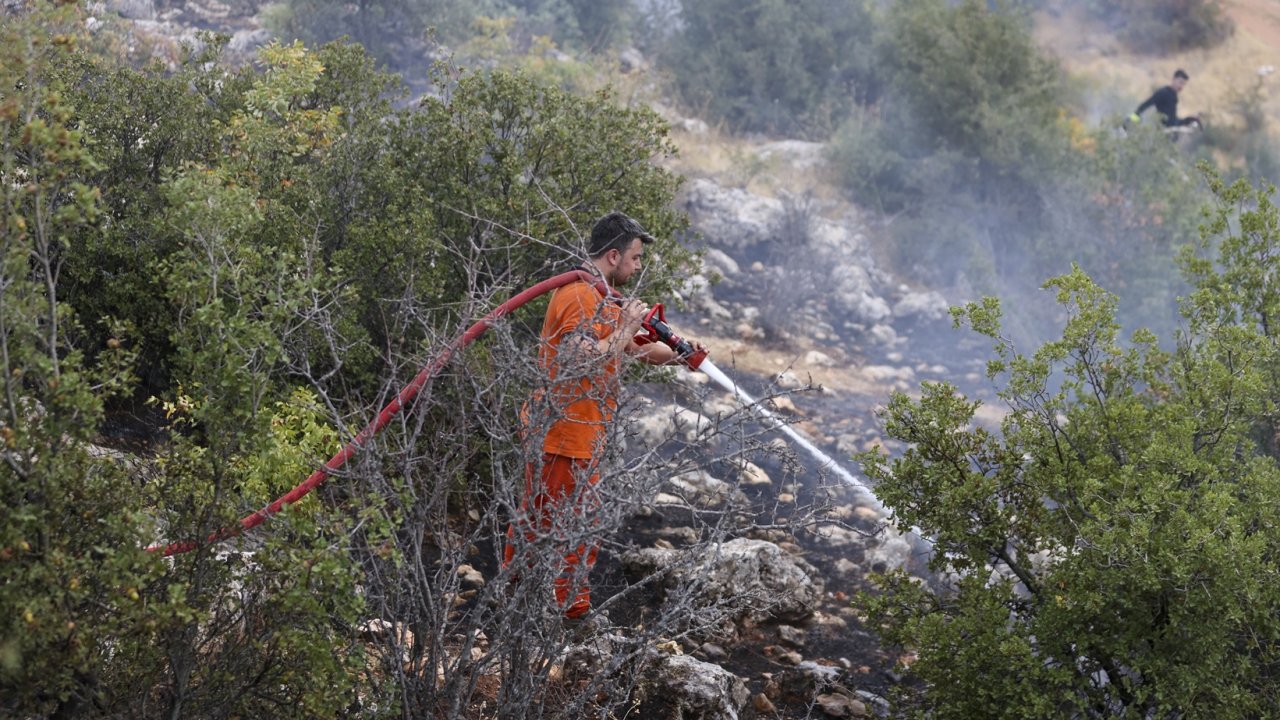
top-left (638, 302), bottom-right (706, 370)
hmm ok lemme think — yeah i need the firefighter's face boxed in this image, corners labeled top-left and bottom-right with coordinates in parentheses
top-left (608, 238), bottom-right (645, 286)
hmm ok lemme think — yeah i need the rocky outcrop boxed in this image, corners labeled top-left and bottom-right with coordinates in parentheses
top-left (623, 538), bottom-right (823, 625)
top-left (680, 176), bottom-right (952, 344)
top-left (639, 653), bottom-right (751, 720)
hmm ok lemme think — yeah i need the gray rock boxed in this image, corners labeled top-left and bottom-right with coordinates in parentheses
top-left (107, 0), bottom-right (155, 20)
top-left (701, 248), bottom-right (740, 279)
top-left (777, 660), bottom-right (844, 702)
top-left (735, 460), bottom-right (772, 488)
top-left (697, 642), bottom-right (728, 661)
top-left (663, 470), bottom-right (751, 511)
top-left (803, 349), bottom-right (836, 367)
top-left (633, 403), bottom-right (710, 445)
top-left (816, 692), bottom-right (868, 718)
top-left (679, 117), bottom-right (709, 135)
top-left (809, 523), bottom-right (865, 549)
top-left (893, 290), bottom-right (950, 322)
top-left (619, 46), bottom-right (647, 73)
top-left (867, 324), bottom-right (900, 347)
top-left (641, 654), bottom-right (750, 720)
top-left (778, 624), bottom-right (807, 647)
top-left (856, 690), bottom-right (892, 717)
top-left (456, 563), bottom-right (485, 589)
top-left (775, 370), bottom-right (804, 390)
top-left (227, 28), bottom-right (272, 55)
top-left (833, 558), bottom-right (861, 578)
top-left (683, 178), bottom-right (781, 250)
top-left (865, 529), bottom-right (916, 572)
top-left (861, 365), bottom-right (915, 384)
top-left (623, 538), bottom-right (822, 624)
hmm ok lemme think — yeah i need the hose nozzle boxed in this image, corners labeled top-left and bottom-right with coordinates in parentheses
top-left (638, 303), bottom-right (707, 370)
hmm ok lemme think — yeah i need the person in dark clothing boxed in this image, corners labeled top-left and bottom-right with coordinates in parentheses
top-left (1129, 69), bottom-right (1201, 129)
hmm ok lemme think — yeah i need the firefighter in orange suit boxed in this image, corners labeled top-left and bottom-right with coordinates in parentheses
top-left (504, 212), bottom-right (706, 621)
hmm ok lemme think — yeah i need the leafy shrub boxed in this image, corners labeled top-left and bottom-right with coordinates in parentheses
top-left (263, 0), bottom-right (485, 69)
top-left (4, 7), bottom-right (696, 714)
top-left (862, 261), bottom-right (1280, 718)
top-left (876, 0), bottom-right (1064, 172)
top-left (499, 0), bottom-right (634, 52)
top-left (655, 0), bottom-right (879, 136)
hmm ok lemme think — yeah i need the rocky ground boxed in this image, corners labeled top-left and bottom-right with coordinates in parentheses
top-left (587, 159), bottom-right (983, 718)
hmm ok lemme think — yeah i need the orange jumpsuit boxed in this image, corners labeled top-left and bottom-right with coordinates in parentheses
top-left (504, 280), bottom-right (624, 619)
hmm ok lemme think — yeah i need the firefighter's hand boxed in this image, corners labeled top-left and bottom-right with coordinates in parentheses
top-left (620, 298), bottom-right (647, 336)
top-left (688, 338), bottom-right (708, 357)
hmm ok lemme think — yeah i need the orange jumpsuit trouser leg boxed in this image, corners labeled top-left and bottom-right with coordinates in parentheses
top-left (503, 453), bottom-right (600, 619)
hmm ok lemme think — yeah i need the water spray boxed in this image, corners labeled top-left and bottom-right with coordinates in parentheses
top-left (696, 360), bottom-right (883, 507)
top-left (695, 358), bottom-right (931, 562)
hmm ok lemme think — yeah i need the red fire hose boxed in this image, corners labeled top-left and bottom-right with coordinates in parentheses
top-left (149, 269), bottom-right (619, 556)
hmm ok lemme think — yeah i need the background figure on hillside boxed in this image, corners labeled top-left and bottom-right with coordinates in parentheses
top-left (504, 212), bottom-right (707, 625)
top-left (1129, 69), bottom-right (1202, 130)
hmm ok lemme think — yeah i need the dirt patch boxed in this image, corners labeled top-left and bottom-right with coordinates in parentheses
top-left (1226, 0), bottom-right (1280, 52)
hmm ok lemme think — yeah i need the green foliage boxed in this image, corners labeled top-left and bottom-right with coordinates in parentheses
top-left (1036, 121), bottom-right (1205, 340)
top-left (1195, 74), bottom-right (1280, 186)
top-left (500, 0), bottom-right (634, 52)
top-left (54, 36), bottom-right (249, 389)
top-left (859, 262), bottom-right (1280, 717)
top-left (879, 0), bottom-right (1063, 169)
top-left (263, 0), bottom-right (475, 70)
top-left (328, 66), bottom-right (689, 360)
top-left (657, 0), bottom-right (879, 136)
top-left (263, 0), bottom-right (629, 72)
top-left (1086, 0), bottom-right (1233, 53)
top-left (2, 5), bottom-right (694, 710)
top-left (1179, 169), bottom-right (1280, 455)
top-left (0, 5), bottom-right (154, 713)
top-left (830, 0), bottom-right (1067, 205)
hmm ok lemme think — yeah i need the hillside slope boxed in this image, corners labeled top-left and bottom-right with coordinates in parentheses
top-left (1034, 0), bottom-right (1280, 132)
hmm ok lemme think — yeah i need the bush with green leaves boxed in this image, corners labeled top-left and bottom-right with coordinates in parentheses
top-left (876, 0), bottom-right (1064, 171)
top-left (3, 3), bottom-right (701, 713)
top-left (1179, 171), bottom-right (1280, 455)
top-left (2, 14), bottom-right (381, 714)
top-left (1034, 122), bottom-right (1205, 340)
top-left (263, 0), bottom-right (476, 70)
top-left (655, 0), bottom-right (879, 136)
top-left (0, 5), bottom-right (154, 713)
top-left (858, 175), bottom-right (1280, 718)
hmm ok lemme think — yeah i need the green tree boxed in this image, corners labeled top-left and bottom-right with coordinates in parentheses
top-left (320, 66), bottom-right (690, 382)
top-left (264, 0), bottom-right (489, 70)
top-left (860, 261), bottom-right (1280, 717)
top-left (0, 4), bottom-right (152, 714)
top-left (1180, 171), bottom-right (1280, 456)
top-left (829, 0), bottom-right (1068, 272)
top-left (879, 0), bottom-right (1063, 169)
top-left (2, 22), bottom-right (379, 714)
top-left (3, 7), bottom-right (699, 711)
top-left (54, 36), bottom-right (248, 391)
top-left (658, 0), bottom-right (878, 135)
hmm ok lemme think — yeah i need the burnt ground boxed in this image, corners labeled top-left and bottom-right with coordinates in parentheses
top-left (581, 368), bottom-right (934, 718)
